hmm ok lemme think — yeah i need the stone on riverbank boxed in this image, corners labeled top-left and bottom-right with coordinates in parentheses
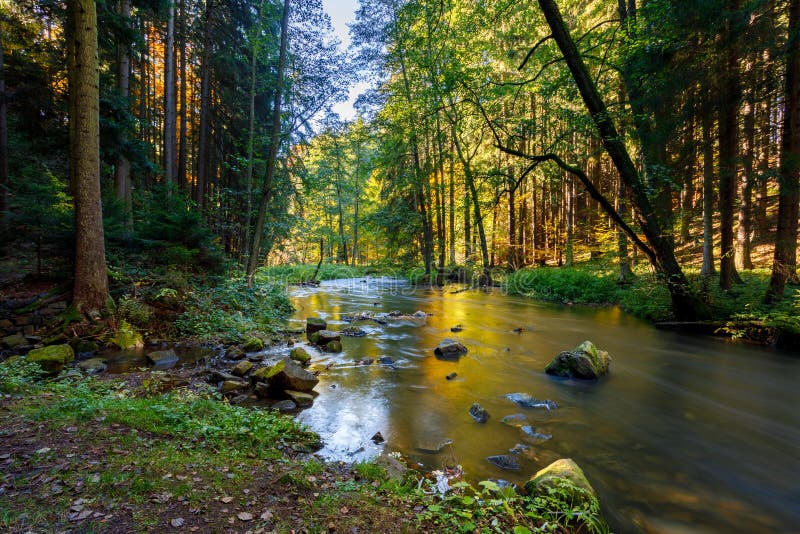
top-left (284, 390), bottom-right (314, 407)
top-left (27, 344), bottom-right (74, 374)
top-left (77, 357), bottom-right (108, 374)
top-left (545, 340), bottom-right (611, 380)
top-left (242, 337), bottom-right (264, 353)
top-left (221, 379), bottom-right (250, 394)
top-left (231, 360), bottom-right (253, 377)
top-left (146, 349), bottom-right (179, 367)
top-left (2, 333), bottom-right (26, 349)
top-left (254, 358), bottom-right (319, 392)
top-left (524, 458), bottom-right (597, 504)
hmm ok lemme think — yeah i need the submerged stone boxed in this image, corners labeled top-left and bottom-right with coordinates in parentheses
top-left (416, 438), bottom-right (453, 454)
top-left (434, 338), bottom-right (467, 359)
top-left (501, 413), bottom-right (530, 427)
top-left (520, 425), bottom-right (552, 443)
top-left (505, 393), bottom-right (558, 410)
top-left (487, 454), bottom-right (520, 470)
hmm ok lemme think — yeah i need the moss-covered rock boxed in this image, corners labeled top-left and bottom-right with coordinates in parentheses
top-left (524, 458), bottom-right (597, 505)
top-left (110, 322), bottom-right (144, 350)
top-left (545, 340), bottom-right (611, 380)
top-left (76, 357), bottom-right (108, 374)
top-left (232, 360), bottom-right (253, 377)
top-left (242, 337), bottom-right (265, 353)
top-left (284, 389), bottom-right (314, 406)
top-left (321, 340), bottom-right (342, 353)
top-left (27, 344), bottom-right (74, 375)
top-left (306, 317), bottom-right (327, 339)
top-left (289, 347), bottom-right (311, 365)
top-left (2, 333), bottom-right (27, 349)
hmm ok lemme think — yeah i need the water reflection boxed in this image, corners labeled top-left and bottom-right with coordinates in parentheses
top-left (293, 278), bottom-right (800, 533)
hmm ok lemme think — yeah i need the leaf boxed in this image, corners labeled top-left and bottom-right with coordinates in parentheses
top-left (170, 518), bottom-right (185, 528)
top-left (237, 512), bottom-right (253, 521)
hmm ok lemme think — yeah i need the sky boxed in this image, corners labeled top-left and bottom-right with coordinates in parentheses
top-left (321, 0), bottom-right (370, 121)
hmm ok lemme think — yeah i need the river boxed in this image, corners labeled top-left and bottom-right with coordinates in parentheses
top-left (286, 277), bottom-right (800, 533)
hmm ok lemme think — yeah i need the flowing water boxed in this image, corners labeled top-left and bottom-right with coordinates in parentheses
top-left (285, 278), bottom-right (800, 533)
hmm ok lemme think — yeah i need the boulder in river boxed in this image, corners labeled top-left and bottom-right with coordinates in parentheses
top-left (434, 338), bottom-right (467, 359)
top-left (520, 425), bottom-right (552, 443)
top-left (469, 403), bottom-right (490, 423)
top-left (341, 326), bottom-right (367, 337)
top-left (289, 347), bottom-right (311, 365)
top-left (311, 330), bottom-right (341, 345)
top-left (416, 437), bottom-right (453, 454)
top-left (255, 357), bottom-right (319, 392)
top-left (306, 318), bottom-right (327, 338)
top-left (378, 356), bottom-right (395, 365)
top-left (242, 337), bottom-right (265, 353)
top-left (487, 454), bottom-right (520, 470)
top-left (231, 360), bottom-right (253, 377)
top-left (505, 393), bottom-right (558, 410)
top-left (146, 349), bottom-right (179, 367)
top-left (524, 458), bottom-right (597, 505)
top-left (284, 389), bottom-right (314, 407)
top-left (27, 344), bottom-right (74, 374)
top-left (322, 340), bottom-right (342, 353)
top-left (545, 340), bottom-right (611, 380)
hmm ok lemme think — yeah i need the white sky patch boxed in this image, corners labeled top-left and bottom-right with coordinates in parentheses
top-left (321, 0), bottom-right (363, 121)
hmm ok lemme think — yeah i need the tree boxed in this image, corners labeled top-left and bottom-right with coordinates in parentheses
top-left (246, 0), bottom-right (290, 284)
top-left (766, 0), bottom-right (800, 303)
top-left (163, 0), bottom-right (176, 187)
top-left (68, 0), bottom-right (109, 314)
top-left (0, 28), bottom-right (8, 244)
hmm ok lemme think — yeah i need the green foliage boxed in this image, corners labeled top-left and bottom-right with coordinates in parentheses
top-left (174, 278), bottom-right (293, 341)
top-left (506, 266), bottom-right (627, 305)
top-left (414, 478), bottom-right (607, 533)
top-left (0, 358), bottom-right (44, 393)
top-left (257, 263), bottom-right (379, 284)
top-left (353, 460), bottom-right (388, 482)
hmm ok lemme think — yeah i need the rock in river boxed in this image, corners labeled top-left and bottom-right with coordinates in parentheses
top-left (416, 438), bottom-right (453, 454)
top-left (545, 340), bottom-right (611, 380)
top-left (520, 425), bottom-right (552, 443)
top-left (487, 454), bottom-right (520, 470)
top-left (501, 413), bottom-right (530, 427)
top-left (253, 357), bottom-right (319, 392)
top-left (505, 393), bottom-right (558, 410)
top-left (434, 338), bottom-right (467, 359)
top-left (76, 357), bottom-right (108, 375)
top-left (284, 389), bottom-right (314, 407)
top-left (469, 403), bottom-right (490, 423)
top-left (231, 360), bottom-right (253, 377)
top-left (289, 347), bottom-right (311, 365)
top-left (146, 349), bottom-right (179, 367)
top-left (306, 318), bottom-right (327, 338)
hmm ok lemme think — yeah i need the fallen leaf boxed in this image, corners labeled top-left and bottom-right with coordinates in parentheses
top-left (260, 511), bottom-right (273, 521)
top-left (170, 517), bottom-right (185, 528)
top-left (35, 447), bottom-right (51, 454)
top-left (340, 506), bottom-right (349, 514)
top-left (238, 512), bottom-right (253, 521)
top-left (220, 496), bottom-right (234, 504)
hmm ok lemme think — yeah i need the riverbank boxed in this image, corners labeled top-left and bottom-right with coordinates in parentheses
top-left (0, 359), bottom-right (607, 533)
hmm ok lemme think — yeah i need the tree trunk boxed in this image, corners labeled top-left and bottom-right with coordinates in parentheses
top-left (718, 2), bottom-right (742, 289)
top-left (114, 0), bottom-right (132, 230)
top-left (701, 93), bottom-right (717, 277)
top-left (68, 0), bottom-right (108, 314)
top-left (243, 43), bottom-right (257, 260)
top-left (178, 0), bottom-right (188, 189)
top-left (196, 0), bottom-right (215, 212)
top-left (0, 32), bottom-right (8, 243)
top-left (246, 0), bottom-right (290, 284)
top-left (537, 0), bottom-right (708, 320)
top-left (163, 0), bottom-right (176, 188)
top-left (737, 62), bottom-right (756, 270)
top-left (617, 175), bottom-right (633, 282)
top-left (448, 138), bottom-right (455, 264)
top-left (766, 0), bottom-right (800, 302)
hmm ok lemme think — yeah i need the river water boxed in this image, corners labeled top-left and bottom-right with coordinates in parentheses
top-left (286, 277), bottom-right (800, 533)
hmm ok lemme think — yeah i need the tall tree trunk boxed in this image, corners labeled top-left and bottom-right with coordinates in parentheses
top-left (0, 32), bottom-right (8, 243)
top-left (196, 0), bottom-right (214, 211)
top-left (507, 168), bottom-right (517, 269)
top-left (243, 42), bottom-right (256, 260)
top-left (448, 138), bottom-right (455, 265)
top-left (737, 61), bottom-right (756, 270)
top-left (352, 137), bottom-right (361, 266)
top-left (68, 0), bottom-right (108, 314)
top-left (246, 0), bottom-right (290, 284)
top-left (537, 0), bottom-right (708, 320)
top-left (718, 2), bottom-right (742, 289)
top-left (701, 94), bottom-right (717, 277)
top-left (163, 0), bottom-right (176, 189)
top-left (177, 0), bottom-right (188, 189)
top-left (766, 0), bottom-right (800, 302)
top-left (617, 175), bottom-right (633, 282)
top-left (114, 0), bottom-right (132, 230)
top-left (564, 172), bottom-right (574, 267)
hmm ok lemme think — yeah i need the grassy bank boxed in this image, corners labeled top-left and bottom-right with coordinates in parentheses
top-left (504, 262), bottom-right (800, 337)
top-left (0, 360), bottom-right (608, 533)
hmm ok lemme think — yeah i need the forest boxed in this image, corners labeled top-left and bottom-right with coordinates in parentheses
top-left (1, 0), bottom-right (800, 532)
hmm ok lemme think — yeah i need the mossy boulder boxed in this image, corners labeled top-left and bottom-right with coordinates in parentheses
top-left (289, 347), bottom-right (312, 365)
top-left (545, 340), bottom-right (611, 380)
top-left (232, 360), bottom-right (253, 377)
top-left (259, 357), bottom-right (318, 392)
top-left (242, 337), bottom-right (265, 353)
top-left (221, 379), bottom-right (250, 394)
top-left (71, 339), bottom-right (100, 355)
top-left (321, 340), bottom-right (342, 353)
top-left (524, 458), bottom-right (597, 505)
top-left (284, 389), bottom-right (314, 407)
top-left (27, 344), bottom-right (74, 375)
top-left (2, 333), bottom-right (27, 349)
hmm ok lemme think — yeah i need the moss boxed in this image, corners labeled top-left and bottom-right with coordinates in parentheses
top-left (289, 347), bottom-right (311, 365)
top-left (26, 344), bottom-right (74, 374)
top-left (110, 321), bottom-right (144, 350)
top-left (242, 337), bottom-right (264, 352)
